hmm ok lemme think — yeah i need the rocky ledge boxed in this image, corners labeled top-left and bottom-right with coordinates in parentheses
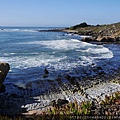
top-left (63, 22), bottom-right (120, 43)
top-left (0, 62), bottom-right (10, 92)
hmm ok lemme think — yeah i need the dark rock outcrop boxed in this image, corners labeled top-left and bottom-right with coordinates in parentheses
top-left (0, 62), bottom-right (10, 92)
top-left (57, 99), bottom-right (69, 106)
top-left (70, 22), bottom-right (91, 29)
top-left (96, 36), bottom-right (115, 42)
top-left (95, 36), bottom-right (120, 43)
top-left (81, 36), bottom-right (120, 43)
top-left (65, 22), bottom-right (120, 43)
top-left (81, 37), bottom-right (94, 42)
top-left (50, 99), bottom-right (69, 107)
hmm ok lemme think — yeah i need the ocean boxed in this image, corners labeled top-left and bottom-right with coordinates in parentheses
top-left (0, 27), bottom-right (120, 88)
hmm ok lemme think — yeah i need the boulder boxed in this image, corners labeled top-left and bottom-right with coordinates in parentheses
top-left (116, 37), bottom-right (120, 42)
top-left (50, 100), bottom-right (56, 107)
top-left (96, 36), bottom-right (115, 42)
top-left (81, 37), bottom-right (93, 42)
top-left (101, 37), bottom-right (115, 42)
top-left (64, 74), bottom-right (71, 81)
top-left (57, 99), bottom-right (69, 106)
top-left (0, 62), bottom-right (10, 91)
top-left (50, 99), bottom-right (69, 107)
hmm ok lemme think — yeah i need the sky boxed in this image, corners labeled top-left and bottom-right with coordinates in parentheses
top-left (0, 0), bottom-right (120, 27)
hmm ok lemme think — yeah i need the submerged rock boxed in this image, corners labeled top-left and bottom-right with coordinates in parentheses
top-left (0, 62), bottom-right (10, 92)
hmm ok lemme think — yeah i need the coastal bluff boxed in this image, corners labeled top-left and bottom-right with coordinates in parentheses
top-left (63, 22), bottom-right (120, 43)
top-left (0, 62), bottom-right (10, 92)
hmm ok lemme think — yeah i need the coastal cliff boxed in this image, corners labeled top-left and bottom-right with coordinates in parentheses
top-left (63, 22), bottom-right (120, 43)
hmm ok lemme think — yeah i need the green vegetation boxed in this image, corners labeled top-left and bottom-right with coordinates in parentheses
top-left (48, 100), bottom-right (92, 116)
top-left (1, 91), bottom-right (120, 119)
top-left (100, 91), bottom-right (120, 116)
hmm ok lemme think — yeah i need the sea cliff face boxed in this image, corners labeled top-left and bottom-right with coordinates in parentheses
top-left (64, 22), bottom-right (120, 43)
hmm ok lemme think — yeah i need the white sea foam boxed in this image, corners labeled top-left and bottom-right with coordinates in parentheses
top-left (19, 39), bottom-right (113, 58)
top-left (80, 35), bottom-right (92, 38)
top-left (22, 29), bottom-right (37, 32)
top-left (0, 29), bottom-right (19, 32)
top-left (19, 39), bottom-right (81, 50)
top-left (0, 28), bottom-right (37, 32)
top-left (18, 39), bottom-right (95, 50)
top-left (2, 39), bottom-right (113, 71)
top-left (2, 53), bottom-right (67, 70)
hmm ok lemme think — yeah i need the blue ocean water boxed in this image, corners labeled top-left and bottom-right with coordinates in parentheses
top-left (0, 27), bottom-right (120, 87)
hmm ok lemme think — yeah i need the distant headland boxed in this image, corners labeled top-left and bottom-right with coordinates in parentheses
top-left (63, 22), bottom-right (120, 43)
top-left (37, 22), bottom-right (120, 43)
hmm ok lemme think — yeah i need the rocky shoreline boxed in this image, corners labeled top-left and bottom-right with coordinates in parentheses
top-left (63, 22), bottom-right (120, 43)
top-left (0, 22), bottom-right (120, 116)
top-left (37, 22), bottom-right (120, 43)
top-left (0, 66), bottom-right (120, 115)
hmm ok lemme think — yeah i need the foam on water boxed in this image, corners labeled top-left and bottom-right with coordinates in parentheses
top-left (0, 28), bottom-right (37, 32)
top-left (19, 38), bottom-right (113, 54)
top-left (2, 39), bottom-right (113, 71)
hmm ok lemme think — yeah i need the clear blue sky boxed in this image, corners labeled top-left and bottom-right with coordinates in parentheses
top-left (0, 0), bottom-right (120, 27)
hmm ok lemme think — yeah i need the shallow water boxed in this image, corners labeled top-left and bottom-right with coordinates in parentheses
top-left (0, 27), bottom-right (120, 87)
